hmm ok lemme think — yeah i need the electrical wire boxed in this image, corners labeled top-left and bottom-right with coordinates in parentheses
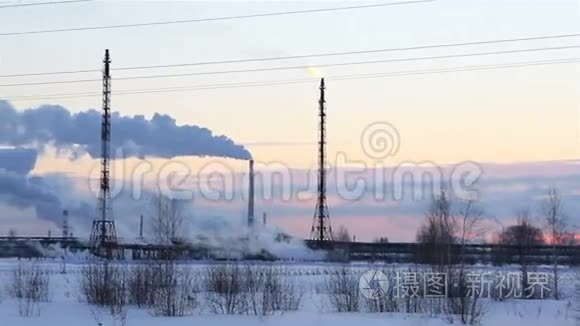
top-left (108, 45), bottom-right (580, 81)
top-left (1, 44), bottom-right (578, 87)
top-left (3, 57), bottom-right (577, 101)
top-left (0, 0), bottom-right (91, 9)
top-left (2, 33), bottom-right (579, 78)
top-left (0, 0), bottom-right (433, 36)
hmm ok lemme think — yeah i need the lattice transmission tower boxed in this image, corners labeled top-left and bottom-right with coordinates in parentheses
top-left (89, 49), bottom-right (119, 258)
top-left (310, 78), bottom-right (332, 241)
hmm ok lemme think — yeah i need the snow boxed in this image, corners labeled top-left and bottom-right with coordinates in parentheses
top-left (0, 258), bottom-right (576, 326)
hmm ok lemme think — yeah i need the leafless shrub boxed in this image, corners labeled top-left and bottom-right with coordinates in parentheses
top-left (7, 262), bottom-right (50, 316)
top-left (243, 265), bottom-right (264, 315)
top-left (203, 264), bottom-right (247, 314)
top-left (127, 263), bottom-right (156, 308)
top-left (363, 270), bottom-right (399, 313)
top-left (80, 261), bottom-right (127, 314)
top-left (268, 268), bottom-right (303, 313)
top-left (445, 270), bottom-right (487, 325)
top-left (325, 267), bottom-right (360, 312)
top-left (202, 264), bottom-right (303, 316)
top-left (245, 266), bottom-right (303, 316)
top-left (574, 269), bottom-right (580, 323)
top-left (127, 260), bottom-right (200, 316)
top-left (364, 294), bottom-right (397, 313)
top-left (150, 261), bottom-right (199, 317)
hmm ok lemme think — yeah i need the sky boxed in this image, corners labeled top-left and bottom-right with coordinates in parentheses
top-left (0, 0), bottom-right (579, 241)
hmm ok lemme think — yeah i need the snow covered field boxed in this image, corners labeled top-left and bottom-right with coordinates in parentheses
top-left (0, 258), bottom-right (577, 326)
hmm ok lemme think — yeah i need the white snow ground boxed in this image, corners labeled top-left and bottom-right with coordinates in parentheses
top-left (0, 258), bottom-right (576, 326)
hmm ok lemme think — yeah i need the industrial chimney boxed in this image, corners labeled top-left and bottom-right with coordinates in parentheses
top-left (138, 214), bottom-right (144, 241)
top-left (62, 210), bottom-right (69, 238)
top-left (247, 159), bottom-right (255, 227)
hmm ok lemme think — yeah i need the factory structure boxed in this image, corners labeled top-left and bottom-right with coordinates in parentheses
top-left (0, 49), bottom-right (578, 265)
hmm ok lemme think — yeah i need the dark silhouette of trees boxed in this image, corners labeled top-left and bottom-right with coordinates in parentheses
top-left (495, 211), bottom-right (544, 297)
top-left (333, 226), bottom-right (352, 242)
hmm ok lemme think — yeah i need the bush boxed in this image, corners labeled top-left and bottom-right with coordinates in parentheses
top-left (150, 261), bottom-right (199, 317)
top-left (7, 262), bottom-right (50, 317)
top-left (127, 263), bottom-right (156, 308)
top-left (204, 264), bottom-right (246, 314)
top-left (203, 264), bottom-right (302, 315)
top-left (80, 261), bottom-right (127, 315)
top-left (266, 267), bottom-right (303, 313)
top-left (363, 269), bottom-right (399, 313)
top-left (445, 269), bottom-right (487, 325)
top-left (245, 266), bottom-right (303, 316)
top-left (325, 267), bottom-right (360, 312)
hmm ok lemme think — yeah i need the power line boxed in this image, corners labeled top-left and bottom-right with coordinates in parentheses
top-left (1, 44), bottom-right (578, 87)
top-left (99, 45), bottom-right (580, 81)
top-left (0, 0), bottom-right (92, 9)
top-left (2, 32), bottom-right (578, 78)
top-left (112, 33), bottom-right (580, 71)
top-left (0, 0), bottom-right (433, 36)
top-left (332, 58), bottom-right (580, 80)
top-left (3, 57), bottom-right (578, 101)
top-left (0, 78), bottom-right (98, 87)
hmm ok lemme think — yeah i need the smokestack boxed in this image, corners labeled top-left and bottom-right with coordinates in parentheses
top-left (247, 159), bottom-right (255, 227)
top-left (262, 212), bottom-right (267, 226)
top-left (62, 210), bottom-right (69, 238)
top-left (139, 214), bottom-right (144, 240)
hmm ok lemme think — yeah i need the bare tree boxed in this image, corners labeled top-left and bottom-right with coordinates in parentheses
top-left (416, 193), bottom-right (487, 324)
top-left (447, 200), bottom-right (487, 325)
top-left (333, 226), bottom-right (351, 242)
top-left (497, 210), bottom-right (544, 297)
top-left (150, 194), bottom-right (185, 244)
top-left (542, 188), bottom-right (567, 299)
top-left (416, 190), bottom-right (457, 266)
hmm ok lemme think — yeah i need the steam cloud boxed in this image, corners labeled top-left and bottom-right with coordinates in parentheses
top-left (0, 100), bottom-right (252, 231)
top-left (0, 147), bottom-right (66, 226)
top-left (0, 148), bottom-right (38, 175)
top-left (0, 101), bottom-right (251, 160)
